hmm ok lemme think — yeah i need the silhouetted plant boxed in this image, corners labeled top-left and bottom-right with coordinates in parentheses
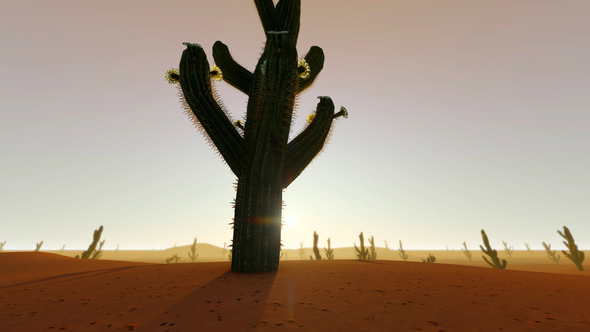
top-left (165, 0), bottom-right (348, 273)
top-left (524, 243), bottom-right (532, 255)
top-left (81, 225), bottom-right (104, 259)
top-left (0, 241), bottom-right (5, 251)
top-left (398, 240), bottom-right (409, 261)
top-left (384, 239), bottom-right (389, 250)
top-left (35, 241), bottom-right (43, 252)
top-left (367, 235), bottom-right (377, 260)
top-left (324, 237), bottom-right (334, 260)
top-left (557, 226), bottom-right (585, 271)
top-left (542, 242), bottom-right (560, 264)
top-left (116, 245), bottom-right (119, 251)
top-left (298, 242), bottom-right (305, 260)
top-left (354, 232), bottom-right (370, 260)
top-left (422, 253), bottom-right (436, 263)
top-left (188, 238), bottom-right (199, 262)
top-left (221, 241), bottom-right (227, 258)
top-left (91, 239), bottom-right (105, 259)
top-left (58, 245), bottom-right (66, 254)
top-left (310, 231), bottom-right (322, 260)
top-left (502, 241), bottom-right (514, 258)
top-left (480, 229), bottom-right (507, 269)
top-left (228, 249), bottom-right (232, 262)
top-left (461, 241), bottom-right (472, 261)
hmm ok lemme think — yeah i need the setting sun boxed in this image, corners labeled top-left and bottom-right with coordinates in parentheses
top-left (284, 214), bottom-right (298, 228)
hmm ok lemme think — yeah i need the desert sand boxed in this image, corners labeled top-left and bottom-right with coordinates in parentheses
top-left (1, 248), bottom-right (589, 331)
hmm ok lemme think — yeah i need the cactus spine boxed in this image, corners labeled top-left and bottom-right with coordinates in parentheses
top-left (557, 226), bottom-right (585, 271)
top-left (324, 237), bottom-right (334, 260)
top-left (542, 242), bottom-right (560, 264)
top-left (480, 229), bottom-right (507, 269)
top-left (167, 0), bottom-right (347, 273)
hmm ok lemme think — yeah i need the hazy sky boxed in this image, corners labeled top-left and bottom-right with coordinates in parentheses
top-left (2, 0), bottom-right (588, 252)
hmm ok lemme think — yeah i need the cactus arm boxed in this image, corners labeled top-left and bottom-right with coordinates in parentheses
top-left (558, 226), bottom-right (585, 271)
top-left (312, 231), bottom-right (322, 260)
top-left (254, 0), bottom-right (280, 32)
top-left (179, 44), bottom-right (247, 176)
top-left (280, 97), bottom-right (336, 188)
top-left (296, 46), bottom-right (324, 94)
top-left (212, 41), bottom-right (253, 95)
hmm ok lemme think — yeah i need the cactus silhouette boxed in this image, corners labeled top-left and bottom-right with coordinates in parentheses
top-left (166, 0), bottom-right (347, 273)
top-left (479, 229), bottom-right (507, 269)
top-left (35, 241), bottom-right (43, 252)
top-left (354, 232), bottom-right (370, 260)
top-left (398, 240), bottom-right (409, 261)
top-left (557, 226), bottom-right (585, 271)
top-left (324, 237), bottom-right (334, 260)
top-left (542, 242), bottom-right (560, 264)
top-left (310, 231), bottom-right (322, 260)
top-left (422, 253), bottom-right (436, 263)
top-left (188, 238), bottom-right (199, 262)
top-left (461, 241), bottom-right (472, 261)
top-left (81, 225), bottom-right (103, 259)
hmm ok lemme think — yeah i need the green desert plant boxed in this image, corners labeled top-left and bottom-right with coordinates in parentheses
top-left (502, 241), bottom-right (514, 258)
top-left (221, 241), bottom-right (227, 258)
top-left (172, 254), bottom-right (181, 263)
top-left (461, 241), bottom-right (472, 261)
top-left (354, 232), bottom-right (370, 260)
top-left (384, 239), bottom-right (389, 250)
top-left (35, 241), bottom-right (43, 252)
top-left (524, 243), bottom-right (532, 255)
top-left (324, 237), bottom-right (334, 260)
top-left (188, 238), bottom-right (199, 262)
top-left (542, 242), bottom-right (560, 264)
top-left (422, 253), bottom-right (436, 263)
top-left (91, 239), bottom-right (105, 259)
top-left (80, 225), bottom-right (104, 259)
top-left (367, 235), bottom-right (377, 260)
top-left (310, 231), bottom-right (322, 260)
top-left (557, 226), bottom-right (585, 271)
top-left (165, 0), bottom-right (348, 273)
top-left (480, 229), bottom-right (507, 269)
top-left (398, 240), bottom-right (409, 261)
top-left (0, 241), bottom-right (6, 251)
top-left (298, 242), bottom-right (305, 260)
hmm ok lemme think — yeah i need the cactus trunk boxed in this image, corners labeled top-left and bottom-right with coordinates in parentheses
top-left (170, 0), bottom-right (345, 273)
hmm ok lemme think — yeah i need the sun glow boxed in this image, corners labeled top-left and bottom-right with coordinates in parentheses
top-left (284, 214), bottom-right (298, 228)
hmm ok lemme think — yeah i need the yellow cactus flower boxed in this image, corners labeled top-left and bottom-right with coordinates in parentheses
top-left (210, 65), bottom-right (223, 81)
top-left (297, 59), bottom-right (310, 79)
top-left (341, 106), bottom-right (348, 119)
top-left (306, 113), bottom-right (315, 124)
top-left (165, 68), bottom-right (180, 84)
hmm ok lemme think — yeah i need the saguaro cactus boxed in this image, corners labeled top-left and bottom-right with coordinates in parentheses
top-left (166, 0), bottom-right (347, 273)
top-left (557, 226), bottom-right (585, 271)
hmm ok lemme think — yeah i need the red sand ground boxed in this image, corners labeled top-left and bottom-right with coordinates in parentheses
top-left (1, 252), bottom-right (589, 331)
